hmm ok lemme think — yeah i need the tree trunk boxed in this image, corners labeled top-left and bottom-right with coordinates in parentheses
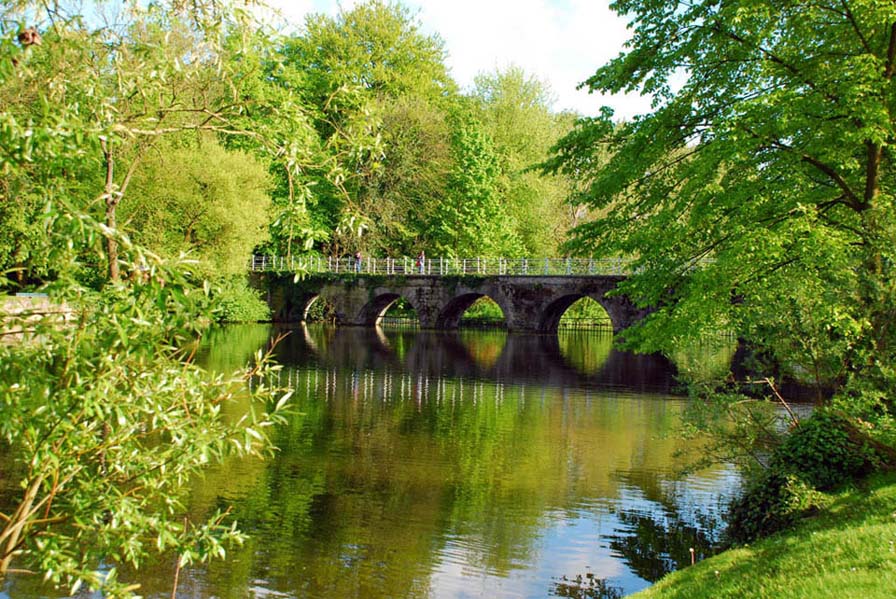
top-left (103, 144), bottom-right (120, 282)
top-left (0, 477), bottom-right (43, 577)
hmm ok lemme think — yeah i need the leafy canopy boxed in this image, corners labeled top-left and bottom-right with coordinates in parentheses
top-left (548, 0), bottom-right (896, 392)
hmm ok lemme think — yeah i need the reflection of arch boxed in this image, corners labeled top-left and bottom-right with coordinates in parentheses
top-left (302, 325), bottom-right (398, 366)
top-left (301, 322), bottom-right (321, 355)
top-left (456, 329), bottom-right (507, 370)
top-left (358, 293), bottom-right (415, 326)
top-left (557, 330), bottom-right (613, 376)
top-left (539, 294), bottom-right (615, 333)
top-left (436, 293), bottom-right (507, 329)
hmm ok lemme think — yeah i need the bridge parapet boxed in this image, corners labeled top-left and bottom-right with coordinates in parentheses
top-left (250, 255), bottom-right (634, 277)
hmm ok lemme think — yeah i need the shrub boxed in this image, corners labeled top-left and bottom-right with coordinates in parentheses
top-left (771, 410), bottom-right (882, 490)
top-left (213, 278), bottom-right (271, 323)
top-left (724, 473), bottom-right (827, 544)
top-left (724, 408), bottom-right (887, 544)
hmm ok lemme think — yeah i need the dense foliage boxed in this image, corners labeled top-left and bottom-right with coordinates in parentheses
top-left (0, 1), bottom-right (292, 593)
top-left (1, 1), bottom-right (577, 296)
top-left (264, 1), bottom-right (575, 260)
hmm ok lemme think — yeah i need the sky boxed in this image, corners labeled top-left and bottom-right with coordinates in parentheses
top-left (262, 0), bottom-right (653, 120)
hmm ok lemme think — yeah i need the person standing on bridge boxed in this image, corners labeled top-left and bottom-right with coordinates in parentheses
top-left (354, 250), bottom-right (362, 273)
top-left (416, 250), bottom-right (425, 274)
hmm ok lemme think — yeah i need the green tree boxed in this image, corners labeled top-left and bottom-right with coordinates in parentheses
top-left (122, 137), bottom-right (271, 278)
top-left (277, 0), bottom-right (457, 256)
top-left (472, 66), bottom-right (577, 256)
top-left (545, 0), bottom-right (896, 459)
top-left (0, 1), bottom-right (291, 594)
top-left (1, 2), bottom-right (289, 283)
top-left (429, 116), bottom-right (523, 257)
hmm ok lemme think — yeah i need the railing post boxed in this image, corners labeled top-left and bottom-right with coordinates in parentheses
top-left (477, 257), bottom-right (481, 274)
top-left (463, 258), bottom-right (467, 274)
top-left (544, 258), bottom-right (549, 275)
top-left (566, 257), bottom-right (571, 275)
top-left (523, 258), bottom-right (528, 275)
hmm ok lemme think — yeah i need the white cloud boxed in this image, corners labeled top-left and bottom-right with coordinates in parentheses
top-left (262, 0), bottom-right (654, 119)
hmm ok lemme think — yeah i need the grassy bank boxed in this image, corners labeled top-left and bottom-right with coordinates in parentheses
top-left (633, 473), bottom-right (896, 598)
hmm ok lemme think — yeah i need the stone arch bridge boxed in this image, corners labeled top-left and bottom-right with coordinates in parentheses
top-left (255, 272), bottom-right (650, 334)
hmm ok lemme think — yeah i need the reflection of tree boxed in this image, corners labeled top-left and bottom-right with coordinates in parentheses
top-left (558, 330), bottom-right (613, 375)
top-left (607, 508), bottom-right (719, 583)
top-left (550, 573), bottom-right (623, 599)
top-left (197, 323), bottom-right (275, 371)
top-left (157, 325), bottom-right (732, 597)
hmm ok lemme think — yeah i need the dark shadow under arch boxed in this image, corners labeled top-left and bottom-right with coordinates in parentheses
top-left (539, 294), bottom-right (616, 333)
top-left (301, 294), bottom-right (340, 324)
top-left (275, 292), bottom-right (323, 323)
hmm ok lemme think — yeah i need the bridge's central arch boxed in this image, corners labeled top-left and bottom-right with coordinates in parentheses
top-left (539, 294), bottom-right (616, 333)
top-left (436, 294), bottom-right (508, 329)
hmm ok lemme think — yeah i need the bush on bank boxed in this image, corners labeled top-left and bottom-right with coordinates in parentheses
top-left (724, 408), bottom-right (891, 544)
top-left (212, 277), bottom-right (271, 323)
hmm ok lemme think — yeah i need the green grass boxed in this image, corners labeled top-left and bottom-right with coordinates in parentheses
top-left (633, 474), bottom-right (896, 598)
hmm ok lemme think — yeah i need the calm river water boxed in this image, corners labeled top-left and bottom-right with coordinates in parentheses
top-left (4, 324), bottom-right (739, 598)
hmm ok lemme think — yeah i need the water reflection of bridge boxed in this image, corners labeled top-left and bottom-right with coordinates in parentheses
top-left (268, 325), bottom-right (675, 393)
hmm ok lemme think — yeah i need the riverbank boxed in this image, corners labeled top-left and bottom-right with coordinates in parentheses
top-left (632, 473), bottom-right (896, 598)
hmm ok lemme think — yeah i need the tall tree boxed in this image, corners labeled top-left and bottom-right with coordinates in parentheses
top-left (429, 116), bottom-right (523, 257)
top-left (545, 1), bottom-right (896, 440)
top-left (472, 66), bottom-right (576, 256)
top-left (0, 2), bottom-right (291, 594)
top-left (277, 0), bottom-right (457, 256)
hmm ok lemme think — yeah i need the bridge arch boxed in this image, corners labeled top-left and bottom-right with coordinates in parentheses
top-left (357, 292), bottom-right (421, 327)
top-left (273, 292), bottom-right (324, 323)
top-left (539, 294), bottom-right (617, 334)
top-left (435, 293), bottom-right (509, 329)
top-left (300, 295), bottom-right (320, 321)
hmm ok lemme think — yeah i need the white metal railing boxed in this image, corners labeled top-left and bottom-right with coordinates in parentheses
top-left (248, 255), bottom-right (633, 276)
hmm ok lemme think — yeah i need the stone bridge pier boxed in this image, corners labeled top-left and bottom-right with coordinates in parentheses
top-left (257, 273), bottom-right (651, 334)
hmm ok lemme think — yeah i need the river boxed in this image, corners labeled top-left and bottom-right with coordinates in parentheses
top-left (3, 324), bottom-right (739, 598)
